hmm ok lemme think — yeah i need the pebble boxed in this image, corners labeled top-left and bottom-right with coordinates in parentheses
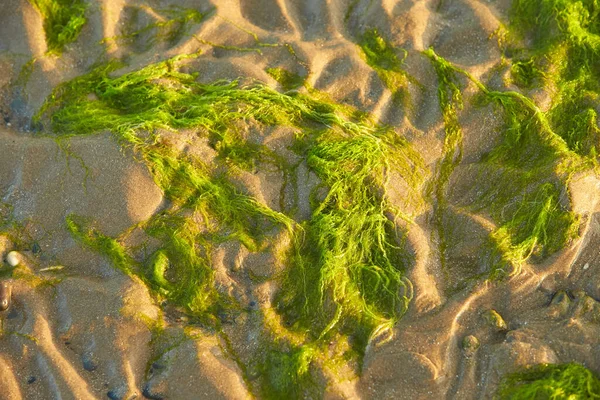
top-left (461, 335), bottom-right (480, 357)
top-left (5, 251), bottom-right (20, 267)
top-left (0, 281), bottom-right (11, 311)
top-left (82, 354), bottom-right (98, 372)
top-left (142, 383), bottom-right (165, 400)
top-left (106, 390), bottom-right (123, 400)
top-left (584, 263), bottom-right (590, 270)
top-left (483, 309), bottom-right (508, 331)
top-left (149, 362), bottom-right (166, 374)
top-left (550, 290), bottom-right (571, 307)
top-left (32, 242), bottom-right (41, 255)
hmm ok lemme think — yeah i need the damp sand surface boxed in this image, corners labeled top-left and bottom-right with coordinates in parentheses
top-left (1, 0), bottom-right (600, 399)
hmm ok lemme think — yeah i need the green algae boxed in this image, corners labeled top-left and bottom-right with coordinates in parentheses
top-left (279, 129), bottom-right (422, 340)
top-left (358, 29), bottom-right (412, 106)
top-left (65, 145), bottom-right (291, 319)
top-left (28, 0), bottom-right (87, 55)
top-left (506, 0), bottom-right (600, 159)
top-left (261, 122), bottom-right (425, 397)
top-left (66, 214), bottom-right (134, 276)
top-left (482, 309), bottom-right (508, 331)
top-left (16, 1), bottom-right (600, 397)
top-left (423, 48), bottom-right (464, 273)
top-left (265, 67), bottom-right (306, 91)
top-left (262, 345), bottom-right (319, 399)
top-left (509, 58), bottom-right (545, 88)
top-left (37, 50), bottom-right (425, 397)
top-left (102, 5), bottom-right (210, 51)
top-left (496, 363), bottom-right (600, 399)
top-left (425, 48), bottom-right (582, 278)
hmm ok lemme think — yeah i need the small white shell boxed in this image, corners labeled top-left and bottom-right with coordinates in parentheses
top-left (5, 251), bottom-right (20, 267)
top-left (583, 263), bottom-right (590, 270)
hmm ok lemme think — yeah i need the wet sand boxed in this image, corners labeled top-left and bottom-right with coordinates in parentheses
top-left (1, 0), bottom-right (600, 398)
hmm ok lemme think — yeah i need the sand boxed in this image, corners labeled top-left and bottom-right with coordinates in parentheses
top-left (1, 0), bottom-right (600, 398)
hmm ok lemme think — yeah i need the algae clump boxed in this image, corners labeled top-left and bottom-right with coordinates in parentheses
top-left (37, 50), bottom-right (426, 397)
top-left (28, 0), bottom-right (87, 55)
top-left (482, 309), bottom-right (508, 331)
top-left (265, 67), bottom-right (306, 91)
top-left (424, 48), bottom-right (581, 279)
top-left (496, 363), bottom-right (600, 399)
top-left (507, 0), bottom-right (600, 158)
top-left (358, 29), bottom-right (413, 106)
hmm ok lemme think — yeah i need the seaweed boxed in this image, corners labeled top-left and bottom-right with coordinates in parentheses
top-left (261, 345), bottom-right (318, 399)
top-left (496, 363), bottom-right (600, 399)
top-left (506, 0), bottom-right (600, 158)
top-left (510, 58), bottom-right (545, 88)
top-left (425, 48), bottom-right (582, 278)
top-left (278, 128), bottom-right (422, 343)
top-left (265, 67), bottom-right (306, 91)
top-left (28, 0), bottom-right (87, 55)
top-left (423, 48), bottom-right (464, 273)
top-left (66, 214), bottom-right (134, 276)
top-left (358, 29), bottom-right (412, 106)
top-left (101, 5), bottom-right (210, 51)
top-left (38, 51), bottom-right (426, 397)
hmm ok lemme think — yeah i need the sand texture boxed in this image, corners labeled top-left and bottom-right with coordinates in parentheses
top-left (1, 0), bottom-right (600, 398)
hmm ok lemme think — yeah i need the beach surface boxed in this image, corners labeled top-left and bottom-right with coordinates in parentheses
top-left (1, 0), bottom-right (600, 398)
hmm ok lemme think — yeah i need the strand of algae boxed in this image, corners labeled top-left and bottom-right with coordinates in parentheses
top-left (101, 5), bottom-right (210, 51)
top-left (37, 51), bottom-right (426, 397)
top-left (27, 0), bottom-right (87, 55)
top-left (496, 362), bottom-right (600, 399)
top-left (423, 48), bottom-right (464, 274)
top-left (425, 48), bottom-right (583, 278)
top-left (358, 29), bottom-right (414, 107)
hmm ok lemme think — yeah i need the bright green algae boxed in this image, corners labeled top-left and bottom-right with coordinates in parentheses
top-left (28, 0), bottom-right (87, 55)
top-left (496, 363), bottom-right (600, 399)
top-left (29, 1), bottom-right (600, 395)
top-left (37, 51), bottom-right (425, 397)
top-left (482, 0), bottom-right (600, 275)
top-left (101, 5), bottom-right (208, 52)
top-left (358, 29), bottom-right (412, 106)
top-left (507, 0), bottom-right (600, 158)
top-left (425, 48), bottom-right (583, 279)
top-left (423, 48), bottom-right (464, 275)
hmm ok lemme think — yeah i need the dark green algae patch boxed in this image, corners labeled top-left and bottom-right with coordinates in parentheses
top-left (36, 50), bottom-right (426, 397)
